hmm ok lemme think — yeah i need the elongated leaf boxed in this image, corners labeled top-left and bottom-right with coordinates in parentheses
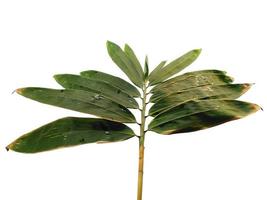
top-left (150, 72), bottom-right (234, 102)
top-left (124, 44), bottom-right (144, 79)
top-left (106, 41), bottom-right (143, 87)
top-left (144, 56), bottom-right (149, 78)
top-left (149, 100), bottom-right (260, 134)
top-left (149, 49), bottom-right (201, 85)
top-left (148, 60), bottom-right (167, 81)
top-left (80, 70), bottom-right (140, 97)
top-left (16, 87), bottom-right (136, 123)
top-left (150, 69), bottom-right (231, 94)
top-left (149, 83), bottom-right (252, 116)
top-left (54, 74), bottom-right (139, 109)
top-left (7, 117), bottom-right (135, 153)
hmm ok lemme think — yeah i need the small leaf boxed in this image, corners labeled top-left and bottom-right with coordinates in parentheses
top-left (149, 49), bottom-right (202, 85)
top-left (148, 60), bottom-right (167, 81)
top-left (106, 41), bottom-right (143, 87)
top-left (149, 83), bottom-right (252, 116)
top-left (7, 117), bottom-right (135, 153)
top-left (16, 87), bottom-right (136, 123)
top-left (124, 44), bottom-right (144, 80)
top-left (80, 70), bottom-right (141, 97)
top-left (150, 70), bottom-right (234, 102)
top-left (144, 56), bottom-right (149, 78)
top-left (54, 74), bottom-right (139, 109)
top-left (148, 100), bottom-right (260, 134)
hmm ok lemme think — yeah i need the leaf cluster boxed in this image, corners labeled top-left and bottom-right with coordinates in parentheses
top-left (7, 41), bottom-right (260, 153)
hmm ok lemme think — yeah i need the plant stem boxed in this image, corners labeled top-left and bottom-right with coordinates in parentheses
top-left (137, 82), bottom-right (147, 200)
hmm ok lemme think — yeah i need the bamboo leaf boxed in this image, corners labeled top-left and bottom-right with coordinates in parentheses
top-left (144, 56), bottom-right (149, 78)
top-left (149, 83), bottom-right (252, 116)
top-left (148, 100), bottom-right (260, 134)
top-left (80, 70), bottom-right (141, 97)
top-left (148, 60), bottom-right (167, 81)
top-left (16, 87), bottom-right (136, 123)
top-left (106, 41), bottom-right (143, 87)
top-left (149, 49), bottom-right (201, 85)
top-left (150, 69), bottom-right (232, 94)
top-left (150, 71), bottom-right (234, 102)
top-left (7, 117), bottom-right (135, 153)
top-left (54, 74), bottom-right (139, 109)
top-left (124, 44), bottom-right (144, 80)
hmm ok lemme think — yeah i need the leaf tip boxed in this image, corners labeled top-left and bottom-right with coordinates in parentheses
top-left (242, 83), bottom-right (254, 91)
top-left (124, 43), bottom-right (130, 50)
top-left (194, 48), bottom-right (202, 54)
top-left (106, 40), bottom-right (117, 48)
top-left (5, 142), bottom-right (14, 152)
top-left (53, 74), bottom-right (61, 81)
top-left (5, 146), bottom-right (10, 151)
top-left (16, 88), bottom-right (24, 94)
top-left (253, 104), bottom-right (261, 111)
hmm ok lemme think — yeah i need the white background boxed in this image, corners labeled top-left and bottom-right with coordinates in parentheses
top-left (0, 0), bottom-right (266, 199)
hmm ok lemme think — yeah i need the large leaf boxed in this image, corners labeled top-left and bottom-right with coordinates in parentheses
top-left (6, 117), bottom-right (135, 153)
top-left (150, 69), bottom-right (232, 94)
top-left (16, 87), bottom-right (136, 123)
top-left (149, 83), bottom-right (252, 116)
top-left (106, 41), bottom-right (143, 87)
top-left (80, 70), bottom-right (140, 97)
top-left (148, 49), bottom-right (201, 85)
top-left (54, 74), bottom-right (139, 109)
top-left (148, 99), bottom-right (260, 134)
top-left (150, 70), bottom-right (234, 102)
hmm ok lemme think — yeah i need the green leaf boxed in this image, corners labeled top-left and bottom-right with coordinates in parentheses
top-left (54, 74), bottom-right (139, 109)
top-left (124, 44), bottom-right (144, 80)
top-left (148, 60), bottom-right (167, 82)
top-left (16, 87), bottom-right (136, 123)
top-left (149, 83), bottom-right (252, 116)
top-left (149, 49), bottom-right (202, 85)
top-left (148, 99), bottom-right (260, 134)
top-left (80, 70), bottom-right (141, 97)
top-left (150, 70), bottom-right (234, 102)
top-left (150, 69), bottom-right (231, 94)
top-left (144, 56), bottom-right (149, 78)
top-left (6, 117), bottom-right (135, 153)
top-left (106, 41), bottom-right (143, 87)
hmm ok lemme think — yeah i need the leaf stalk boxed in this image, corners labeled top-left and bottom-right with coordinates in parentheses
top-left (137, 81), bottom-right (148, 200)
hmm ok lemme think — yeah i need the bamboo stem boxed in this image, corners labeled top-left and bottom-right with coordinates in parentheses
top-left (137, 82), bottom-right (147, 200)
top-left (137, 144), bottom-right (145, 200)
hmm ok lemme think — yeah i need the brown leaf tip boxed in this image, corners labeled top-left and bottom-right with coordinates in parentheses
top-left (5, 146), bottom-right (10, 151)
top-left (16, 88), bottom-right (24, 94)
top-left (252, 104), bottom-right (261, 111)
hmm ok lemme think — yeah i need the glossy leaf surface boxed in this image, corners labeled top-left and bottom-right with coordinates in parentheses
top-left (7, 117), bottom-right (135, 153)
top-left (16, 87), bottom-right (136, 123)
